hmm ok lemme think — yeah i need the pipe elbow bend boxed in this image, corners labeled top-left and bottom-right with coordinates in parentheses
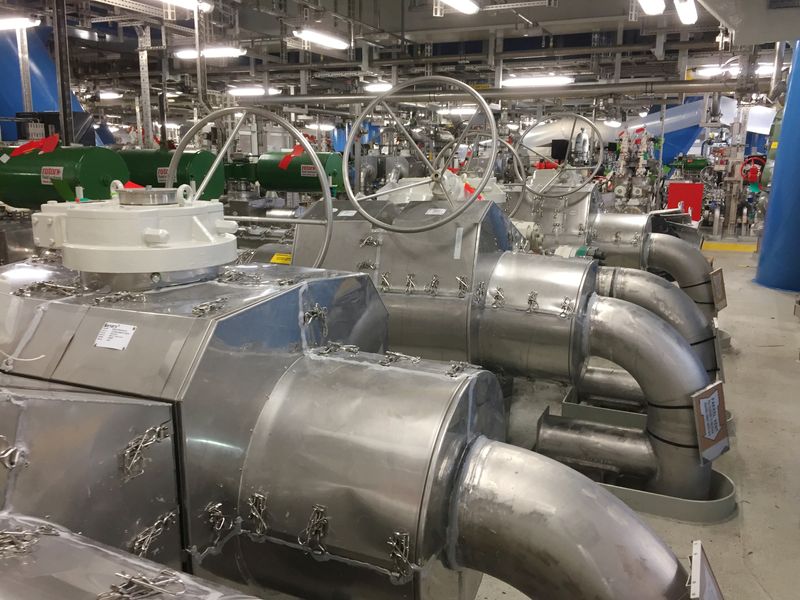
top-left (451, 437), bottom-right (689, 600)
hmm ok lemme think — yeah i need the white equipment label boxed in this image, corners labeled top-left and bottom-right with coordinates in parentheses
top-left (425, 208), bottom-right (447, 216)
top-left (156, 166), bottom-right (169, 183)
top-left (300, 164), bottom-right (317, 177)
top-left (94, 322), bottom-right (137, 351)
top-left (338, 210), bottom-right (357, 217)
top-left (40, 166), bottom-right (64, 185)
top-left (700, 391), bottom-right (722, 440)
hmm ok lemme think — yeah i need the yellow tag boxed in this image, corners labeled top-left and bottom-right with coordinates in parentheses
top-left (771, 141), bottom-right (778, 149)
top-left (270, 252), bottom-right (292, 265)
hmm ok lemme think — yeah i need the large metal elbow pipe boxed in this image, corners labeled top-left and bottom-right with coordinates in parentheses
top-left (596, 266), bottom-right (719, 375)
top-left (451, 437), bottom-right (690, 600)
top-left (645, 233), bottom-right (718, 320)
top-left (588, 296), bottom-right (712, 499)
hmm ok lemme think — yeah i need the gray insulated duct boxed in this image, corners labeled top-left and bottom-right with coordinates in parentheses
top-left (292, 199), bottom-right (726, 500)
top-left (515, 174), bottom-right (724, 322)
top-left (0, 224), bottom-right (694, 600)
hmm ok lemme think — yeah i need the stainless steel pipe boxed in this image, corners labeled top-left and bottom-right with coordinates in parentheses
top-left (645, 233), bottom-right (718, 320)
top-left (596, 266), bottom-right (719, 373)
top-left (260, 78), bottom-right (771, 104)
top-left (577, 364), bottom-right (646, 404)
top-left (451, 437), bottom-right (690, 600)
top-left (535, 411), bottom-right (658, 479)
top-left (586, 296), bottom-right (712, 499)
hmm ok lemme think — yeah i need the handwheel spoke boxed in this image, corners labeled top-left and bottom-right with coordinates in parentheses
top-left (439, 181), bottom-right (458, 210)
top-left (358, 177), bottom-right (434, 202)
top-left (440, 113), bottom-right (481, 175)
top-left (520, 142), bottom-right (556, 165)
top-left (381, 102), bottom-right (436, 174)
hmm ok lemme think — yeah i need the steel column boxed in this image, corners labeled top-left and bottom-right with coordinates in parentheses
top-left (136, 26), bottom-right (153, 149)
top-left (756, 40), bottom-right (800, 291)
top-left (15, 28), bottom-right (33, 113)
top-left (52, 0), bottom-right (74, 145)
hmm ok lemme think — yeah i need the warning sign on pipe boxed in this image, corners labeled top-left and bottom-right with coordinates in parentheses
top-left (40, 166), bottom-right (64, 185)
top-left (692, 381), bottom-right (729, 464)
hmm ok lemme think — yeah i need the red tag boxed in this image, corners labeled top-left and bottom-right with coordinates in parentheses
top-left (464, 182), bottom-right (484, 200)
top-left (10, 134), bottom-right (60, 157)
top-left (278, 145), bottom-right (305, 170)
top-left (123, 181), bottom-right (144, 189)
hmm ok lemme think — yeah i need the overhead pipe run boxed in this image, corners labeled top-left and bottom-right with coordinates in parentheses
top-left (261, 78), bottom-right (772, 104)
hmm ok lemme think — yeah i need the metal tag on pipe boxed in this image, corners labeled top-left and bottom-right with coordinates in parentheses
top-left (691, 382), bottom-right (730, 464)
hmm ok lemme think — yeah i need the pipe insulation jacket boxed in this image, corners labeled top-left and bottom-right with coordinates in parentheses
top-left (645, 233), bottom-right (718, 320)
top-left (577, 266), bottom-right (719, 406)
top-left (587, 296), bottom-right (712, 499)
top-left (595, 266), bottom-right (719, 374)
top-left (451, 437), bottom-right (690, 600)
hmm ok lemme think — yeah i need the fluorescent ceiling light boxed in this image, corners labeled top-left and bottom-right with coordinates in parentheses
top-left (440, 0), bottom-right (480, 14)
top-left (92, 124), bottom-right (100, 129)
top-left (156, 0), bottom-right (213, 13)
top-left (637, 0), bottom-right (665, 15)
top-left (639, 110), bottom-right (649, 118)
top-left (105, 114), bottom-right (121, 118)
top-left (501, 75), bottom-right (574, 88)
top-left (267, 87), bottom-right (281, 95)
top-left (673, 0), bottom-right (698, 24)
top-left (228, 86), bottom-right (266, 97)
top-left (166, 91), bottom-right (181, 98)
top-left (174, 46), bottom-right (244, 59)
top-left (365, 81), bottom-right (393, 93)
top-left (292, 28), bottom-right (349, 50)
top-left (0, 17), bottom-right (41, 30)
top-left (438, 106), bottom-right (477, 116)
top-left (98, 91), bottom-right (122, 100)
top-left (108, 125), bottom-right (119, 133)
top-left (604, 119), bottom-right (622, 128)
top-left (154, 122), bottom-right (180, 128)
top-left (305, 123), bottom-right (335, 132)
top-left (506, 123), bottom-right (520, 131)
top-left (695, 65), bottom-right (725, 77)
top-left (295, 114), bottom-right (315, 120)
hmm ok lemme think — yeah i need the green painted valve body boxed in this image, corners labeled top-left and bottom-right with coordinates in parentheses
top-left (226, 151), bottom-right (344, 192)
top-left (118, 149), bottom-right (225, 200)
top-left (0, 146), bottom-right (130, 209)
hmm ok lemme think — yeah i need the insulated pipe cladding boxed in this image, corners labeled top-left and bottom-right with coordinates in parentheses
top-left (292, 199), bottom-right (726, 500)
top-left (451, 438), bottom-right (690, 600)
top-left (582, 265), bottom-right (721, 403)
top-left (516, 175), bottom-right (724, 322)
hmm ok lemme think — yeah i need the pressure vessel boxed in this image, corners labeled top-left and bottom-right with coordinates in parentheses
top-left (118, 149), bottom-right (224, 200)
top-left (255, 151), bottom-right (344, 192)
top-left (0, 146), bottom-right (129, 209)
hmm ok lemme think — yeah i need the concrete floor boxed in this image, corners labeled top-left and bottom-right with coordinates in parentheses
top-left (478, 250), bottom-right (800, 600)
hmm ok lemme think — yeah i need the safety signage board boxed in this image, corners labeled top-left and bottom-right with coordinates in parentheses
top-left (692, 381), bottom-right (730, 464)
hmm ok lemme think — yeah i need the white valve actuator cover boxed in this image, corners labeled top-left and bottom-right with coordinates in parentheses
top-left (31, 196), bottom-right (238, 274)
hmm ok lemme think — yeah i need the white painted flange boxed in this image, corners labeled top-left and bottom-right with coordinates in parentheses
top-left (31, 187), bottom-right (237, 274)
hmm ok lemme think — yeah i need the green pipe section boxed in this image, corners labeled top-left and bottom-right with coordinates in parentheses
top-left (0, 146), bottom-right (129, 209)
top-left (118, 149), bottom-right (225, 200)
top-left (226, 151), bottom-right (344, 193)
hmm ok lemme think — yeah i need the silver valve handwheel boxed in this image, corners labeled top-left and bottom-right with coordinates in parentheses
top-left (342, 75), bottom-right (499, 233)
top-left (515, 112), bottom-right (604, 200)
top-left (165, 107), bottom-right (334, 268)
